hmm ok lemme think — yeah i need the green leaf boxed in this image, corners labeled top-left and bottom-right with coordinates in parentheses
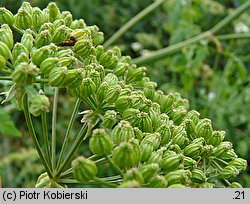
top-left (0, 108), bottom-right (21, 137)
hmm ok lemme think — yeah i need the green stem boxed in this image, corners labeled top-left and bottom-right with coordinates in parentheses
top-left (103, 0), bottom-right (166, 48)
top-left (1, 69), bottom-right (12, 75)
top-left (94, 177), bottom-right (118, 188)
top-left (105, 155), bottom-right (123, 176)
top-left (6, 61), bottom-right (14, 69)
top-left (40, 75), bottom-right (51, 168)
top-left (22, 93), bottom-right (53, 178)
top-left (55, 123), bottom-right (89, 178)
top-left (52, 87), bottom-right (59, 175)
top-left (132, 0), bottom-right (250, 65)
top-left (56, 98), bottom-right (81, 170)
top-left (214, 157), bottom-right (229, 166)
top-left (11, 25), bottom-right (24, 35)
top-left (217, 32), bottom-right (250, 40)
top-left (0, 76), bottom-right (49, 83)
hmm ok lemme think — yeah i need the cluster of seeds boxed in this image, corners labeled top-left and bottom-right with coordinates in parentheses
top-left (0, 2), bottom-right (247, 188)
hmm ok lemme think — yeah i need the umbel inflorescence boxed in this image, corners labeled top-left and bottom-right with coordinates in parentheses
top-left (0, 2), bottom-right (247, 188)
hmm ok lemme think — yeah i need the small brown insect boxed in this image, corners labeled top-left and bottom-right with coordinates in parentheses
top-left (59, 36), bottom-right (78, 46)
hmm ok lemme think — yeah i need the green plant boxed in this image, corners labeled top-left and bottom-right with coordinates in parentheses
top-left (0, 1), bottom-right (248, 188)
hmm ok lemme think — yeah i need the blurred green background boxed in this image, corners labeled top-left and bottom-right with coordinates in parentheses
top-left (0, 0), bottom-right (249, 187)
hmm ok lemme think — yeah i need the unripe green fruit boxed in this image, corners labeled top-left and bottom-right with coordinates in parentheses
top-left (133, 127), bottom-right (143, 141)
top-left (56, 49), bottom-right (74, 58)
top-left (14, 52), bottom-right (29, 65)
top-left (42, 8), bottom-right (49, 23)
top-left (111, 120), bottom-right (135, 144)
top-left (12, 43), bottom-right (29, 62)
top-left (15, 9), bottom-right (32, 30)
top-left (39, 22), bottom-right (54, 34)
top-left (73, 39), bottom-right (93, 57)
top-left (0, 55), bottom-right (6, 69)
top-left (72, 156), bottom-right (98, 182)
top-left (139, 112), bottom-right (153, 133)
top-left (78, 77), bottom-right (96, 98)
top-left (92, 31), bottom-right (104, 46)
top-left (160, 93), bottom-right (175, 113)
top-left (32, 7), bottom-right (44, 30)
top-left (154, 90), bottom-right (164, 104)
top-left (89, 129), bottom-right (113, 156)
top-left (229, 158), bottom-right (247, 171)
top-left (11, 62), bottom-right (39, 85)
top-left (112, 142), bottom-right (138, 169)
top-left (89, 70), bottom-right (101, 88)
top-left (102, 110), bottom-right (117, 129)
top-left (207, 130), bottom-right (225, 147)
top-left (171, 131), bottom-right (189, 149)
top-left (40, 57), bottom-right (59, 75)
top-left (123, 168), bottom-right (144, 184)
top-left (143, 81), bottom-right (157, 100)
top-left (191, 169), bottom-right (206, 184)
top-left (230, 182), bottom-right (243, 188)
top-left (63, 69), bottom-right (83, 88)
top-left (140, 141), bottom-right (154, 162)
top-left (52, 19), bottom-right (65, 29)
top-left (0, 8), bottom-right (14, 25)
top-left (155, 113), bottom-right (169, 128)
top-left (115, 95), bottom-right (132, 112)
top-left (20, 2), bottom-right (33, 15)
top-left (139, 163), bottom-right (159, 182)
top-left (147, 149), bottom-right (163, 167)
top-left (166, 170), bottom-right (191, 186)
top-left (48, 66), bottom-right (67, 87)
top-left (52, 25), bottom-right (70, 44)
top-left (200, 145), bottom-right (213, 158)
top-left (48, 2), bottom-right (60, 22)
top-left (221, 165), bottom-right (239, 180)
top-left (29, 94), bottom-right (50, 117)
top-left (58, 57), bottom-right (77, 68)
top-left (0, 41), bottom-right (11, 60)
top-left (113, 62), bottom-right (128, 76)
top-left (96, 82), bottom-right (109, 102)
top-left (162, 154), bottom-right (183, 172)
top-left (221, 149), bottom-right (238, 162)
top-left (149, 104), bottom-right (160, 129)
top-left (21, 33), bottom-right (34, 53)
top-left (130, 139), bottom-right (141, 165)
top-left (142, 133), bottom-right (161, 150)
top-left (212, 141), bottom-right (233, 158)
top-left (31, 44), bottom-right (57, 66)
top-left (122, 108), bottom-right (140, 124)
top-left (183, 143), bottom-right (202, 160)
top-left (1, 24), bottom-right (13, 37)
top-left (98, 50), bottom-right (118, 69)
top-left (170, 106), bottom-right (187, 125)
top-left (35, 30), bottom-right (52, 48)
top-left (104, 85), bottom-right (121, 104)
top-left (156, 125), bottom-right (171, 145)
top-left (70, 19), bottom-right (86, 29)
top-left (148, 175), bottom-right (168, 188)
top-left (183, 119), bottom-right (197, 140)
top-left (128, 66), bottom-right (147, 83)
top-left (103, 73), bottom-right (119, 86)
top-left (186, 110), bottom-right (200, 125)
top-left (183, 156), bottom-right (197, 170)
top-left (196, 119), bottom-right (213, 141)
top-left (0, 29), bottom-right (13, 49)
